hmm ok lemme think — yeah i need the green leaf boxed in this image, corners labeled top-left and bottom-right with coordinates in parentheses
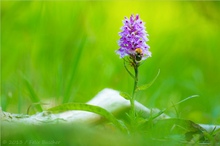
top-left (48, 103), bottom-right (127, 132)
top-left (120, 92), bottom-right (131, 100)
top-left (135, 69), bottom-right (160, 92)
top-left (123, 58), bottom-right (135, 80)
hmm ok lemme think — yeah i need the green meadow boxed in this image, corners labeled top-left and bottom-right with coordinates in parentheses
top-left (1, 1), bottom-right (220, 145)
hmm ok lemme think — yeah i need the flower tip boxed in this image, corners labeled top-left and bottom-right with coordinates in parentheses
top-left (135, 14), bottom-right (139, 20)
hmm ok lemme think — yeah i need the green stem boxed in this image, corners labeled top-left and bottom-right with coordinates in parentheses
top-left (130, 62), bottom-right (138, 120)
top-left (123, 58), bottom-right (139, 130)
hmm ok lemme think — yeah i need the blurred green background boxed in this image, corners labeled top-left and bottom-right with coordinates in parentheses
top-left (1, 1), bottom-right (220, 125)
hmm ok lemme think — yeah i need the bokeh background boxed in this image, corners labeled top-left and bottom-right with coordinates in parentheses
top-left (1, 1), bottom-right (220, 125)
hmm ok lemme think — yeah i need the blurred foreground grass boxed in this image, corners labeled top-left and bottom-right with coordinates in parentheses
top-left (1, 122), bottom-right (186, 146)
top-left (1, 1), bottom-right (220, 125)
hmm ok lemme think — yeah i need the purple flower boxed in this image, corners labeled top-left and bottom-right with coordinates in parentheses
top-left (116, 14), bottom-right (151, 61)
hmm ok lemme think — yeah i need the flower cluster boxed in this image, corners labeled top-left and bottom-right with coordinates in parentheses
top-left (116, 14), bottom-right (151, 61)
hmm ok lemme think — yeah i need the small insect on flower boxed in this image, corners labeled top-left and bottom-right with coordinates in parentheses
top-left (135, 48), bottom-right (143, 61)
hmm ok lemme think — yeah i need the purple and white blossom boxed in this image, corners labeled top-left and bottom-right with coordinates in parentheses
top-left (116, 14), bottom-right (151, 61)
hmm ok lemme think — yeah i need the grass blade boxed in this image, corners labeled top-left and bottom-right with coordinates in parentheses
top-left (174, 95), bottom-right (199, 106)
top-left (151, 94), bottom-right (199, 120)
top-left (63, 35), bottom-right (87, 103)
top-left (23, 77), bottom-right (43, 112)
